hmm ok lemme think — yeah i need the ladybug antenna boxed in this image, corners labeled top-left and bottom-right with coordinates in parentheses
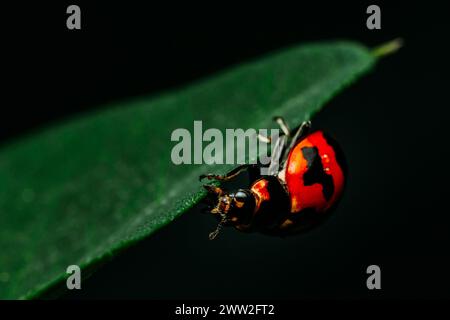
top-left (209, 214), bottom-right (227, 240)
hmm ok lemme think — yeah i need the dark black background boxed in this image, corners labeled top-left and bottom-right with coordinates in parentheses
top-left (3, 2), bottom-right (450, 299)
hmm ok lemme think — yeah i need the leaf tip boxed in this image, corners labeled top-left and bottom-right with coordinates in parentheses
top-left (372, 38), bottom-right (404, 58)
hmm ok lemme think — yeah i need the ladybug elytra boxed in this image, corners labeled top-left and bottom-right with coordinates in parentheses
top-left (200, 117), bottom-right (346, 239)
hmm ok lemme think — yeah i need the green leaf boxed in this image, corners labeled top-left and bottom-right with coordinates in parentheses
top-left (0, 40), bottom-right (390, 299)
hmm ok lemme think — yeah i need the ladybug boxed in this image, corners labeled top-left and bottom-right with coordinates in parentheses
top-left (200, 117), bottom-right (347, 239)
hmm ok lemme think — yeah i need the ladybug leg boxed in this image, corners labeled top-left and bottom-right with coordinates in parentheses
top-left (202, 184), bottom-right (223, 195)
top-left (257, 133), bottom-right (271, 143)
top-left (273, 116), bottom-right (291, 136)
top-left (265, 134), bottom-right (288, 176)
top-left (199, 164), bottom-right (258, 182)
top-left (288, 121), bottom-right (311, 149)
top-left (281, 121), bottom-right (311, 164)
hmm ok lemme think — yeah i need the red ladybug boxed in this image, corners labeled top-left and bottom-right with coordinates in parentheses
top-left (201, 117), bottom-right (346, 239)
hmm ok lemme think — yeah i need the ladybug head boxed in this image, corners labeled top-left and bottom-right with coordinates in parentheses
top-left (203, 185), bottom-right (255, 239)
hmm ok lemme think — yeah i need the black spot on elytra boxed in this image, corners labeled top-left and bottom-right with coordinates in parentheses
top-left (301, 146), bottom-right (334, 200)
